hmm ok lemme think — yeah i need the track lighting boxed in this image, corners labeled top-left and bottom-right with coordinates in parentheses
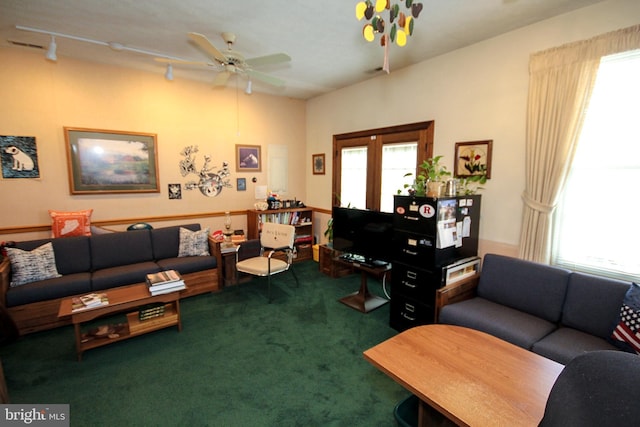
top-left (165, 64), bottom-right (173, 81)
top-left (16, 25), bottom-right (187, 77)
top-left (45, 35), bottom-right (57, 61)
top-left (245, 79), bottom-right (252, 95)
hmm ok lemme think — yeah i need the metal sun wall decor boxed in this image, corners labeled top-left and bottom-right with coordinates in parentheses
top-left (179, 145), bottom-right (231, 197)
top-left (356, 0), bottom-right (424, 73)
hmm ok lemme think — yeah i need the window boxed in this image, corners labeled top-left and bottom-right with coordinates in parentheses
top-left (553, 50), bottom-right (640, 281)
top-left (332, 122), bottom-right (433, 212)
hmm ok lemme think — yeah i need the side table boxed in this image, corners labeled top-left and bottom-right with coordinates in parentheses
top-left (335, 258), bottom-right (391, 313)
top-left (318, 244), bottom-right (353, 278)
top-left (214, 241), bottom-right (257, 287)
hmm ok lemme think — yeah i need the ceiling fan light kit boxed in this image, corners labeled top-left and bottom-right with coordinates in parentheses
top-left (15, 26), bottom-right (290, 94)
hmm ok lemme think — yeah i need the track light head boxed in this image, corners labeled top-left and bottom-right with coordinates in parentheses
top-left (45, 35), bottom-right (57, 61)
top-left (165, 64), bottom-right (173, 81)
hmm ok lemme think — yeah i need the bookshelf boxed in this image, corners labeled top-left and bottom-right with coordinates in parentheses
top-left (247, 207), bottom-right (314, 262)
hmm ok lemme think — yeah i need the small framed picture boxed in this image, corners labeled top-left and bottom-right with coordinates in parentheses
top-left (168, 183), bottom-right (182, 199)
top-left (0, 135), bottom-right (40, 179)
top-left (237, 177), bottom-right (246, 191)
top-left (236, 144), bottom-right (261, 172)
top-left (312, 153), bottom-right (325, 175)
top-left (454, 140), bottom-right (492, 179)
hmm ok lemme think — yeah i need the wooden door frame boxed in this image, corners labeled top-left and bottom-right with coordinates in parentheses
top-left (332, 121), bottom-right (434, 210)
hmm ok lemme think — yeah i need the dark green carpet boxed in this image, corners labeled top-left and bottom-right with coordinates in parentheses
top-left (1, 261), bottom-right (409, 426)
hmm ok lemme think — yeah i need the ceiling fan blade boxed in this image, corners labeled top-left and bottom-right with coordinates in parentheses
top-left (245, 53), bottom-right (291, 68)
top-left (213, 71), bottom-right (232, 86)
top-left (246, 69), bottom-right (285, 87)
top-left (188, 32), bottom-right (228, 64)
top-left (154, 57), bottom-right (211, 66)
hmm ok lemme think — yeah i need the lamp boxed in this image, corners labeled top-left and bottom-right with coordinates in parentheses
top-left (245, 79), bottom-right (252, 95)
top-left (165, 64), bottom-right (173, 81)
top-left (45, 35), bottom-right (57, 61)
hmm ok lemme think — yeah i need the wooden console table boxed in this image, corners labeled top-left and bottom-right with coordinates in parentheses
top-left (58, 283), bottom-right (182, 361)
top-left (364, 324), bottom-right (563, 426)
top-left (335, 257), bottom-right (390, 313)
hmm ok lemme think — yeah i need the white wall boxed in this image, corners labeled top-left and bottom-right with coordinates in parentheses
top-left (306, 0), bottom-right (640, 255)
top-left (0, 48), bottom-right (306, 241)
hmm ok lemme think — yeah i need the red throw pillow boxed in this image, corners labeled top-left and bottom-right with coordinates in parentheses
top-left (49, 209), bottom-right (93, 238)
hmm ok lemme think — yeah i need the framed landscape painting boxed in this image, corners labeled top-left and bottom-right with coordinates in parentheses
top-left (64, 127), bottom-right (160, 194)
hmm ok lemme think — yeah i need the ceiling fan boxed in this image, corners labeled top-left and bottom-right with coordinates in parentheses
top-left (156, 32), bottom-right (291, 87)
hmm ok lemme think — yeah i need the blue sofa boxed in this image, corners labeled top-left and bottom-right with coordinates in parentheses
top-left (436, 253), bottom-right (632, 365)
top-left (0, 223), bottom-right (219, 335)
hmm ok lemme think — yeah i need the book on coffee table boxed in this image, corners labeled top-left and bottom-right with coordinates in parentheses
top-left (72, 293), bottom-right (109, 311)
top-left (146, 270), bottom-right (181, 286)
top-left (150, 281), bottom-right (186, 296)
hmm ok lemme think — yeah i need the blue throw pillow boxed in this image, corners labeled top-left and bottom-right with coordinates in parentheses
top-left (611, 282), bottom-right (640, 354)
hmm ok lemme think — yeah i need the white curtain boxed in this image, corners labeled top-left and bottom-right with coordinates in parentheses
top-left (519, 24), bottom-right (640, 263)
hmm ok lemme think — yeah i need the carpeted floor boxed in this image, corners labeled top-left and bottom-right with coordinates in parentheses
top-left (0, 261), bottom-right (409, 426)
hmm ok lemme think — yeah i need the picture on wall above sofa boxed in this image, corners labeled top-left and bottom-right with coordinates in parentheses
top-left (0, 135), bottom-right (40, 179)
top-left (64, 127), bottom-right (160, 194)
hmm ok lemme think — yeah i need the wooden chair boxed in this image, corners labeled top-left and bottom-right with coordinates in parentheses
top-left (235, 222), bottom-right (299, 302)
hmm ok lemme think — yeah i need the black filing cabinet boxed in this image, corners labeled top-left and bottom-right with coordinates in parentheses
top-left (390, 195), bottom-right (481, 331)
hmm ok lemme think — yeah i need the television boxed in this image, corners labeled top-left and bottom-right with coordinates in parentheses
top-left (332, 206), bottom-right (394, 266)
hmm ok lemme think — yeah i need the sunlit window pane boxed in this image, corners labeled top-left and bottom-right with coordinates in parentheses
top-left (553, 50), bottom-right (640, 281)
top-left (380, 142), bottom-right (417, 212)
top-left (340, 147), bottom-right (367, 208)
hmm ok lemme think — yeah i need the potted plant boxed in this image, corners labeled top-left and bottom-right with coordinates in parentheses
top-left (457, 171), bottom-right (487, 195)
top-left (323, 217), bottom-right (333, 247)
top-left (399, 156), bottom-right (451, 197)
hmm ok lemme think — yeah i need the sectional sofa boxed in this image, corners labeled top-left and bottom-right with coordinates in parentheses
top-left (436, 253), bottom-right (635, 365)
top-left (0, 223), bottom-right (220, 335)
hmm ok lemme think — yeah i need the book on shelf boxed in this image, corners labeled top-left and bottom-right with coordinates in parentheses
top-left (138, 303), bottom-right (166, 321)
top-left (72, 293), bottom-right (109, 311)
top-left (294, 234), bottom-right (313, 245)
top-left (146, 270), bottom-right (181, 287)
top-left (150, 281), bottom-right (186, 296)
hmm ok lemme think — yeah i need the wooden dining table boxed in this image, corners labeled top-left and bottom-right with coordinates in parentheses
top-left (363, 324), bottom-right (564, 426)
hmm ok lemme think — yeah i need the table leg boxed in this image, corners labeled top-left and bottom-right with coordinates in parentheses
top-left (339, 271), bottom-right (388, 313)
top-left (74, 323), bottom-right (83, 362)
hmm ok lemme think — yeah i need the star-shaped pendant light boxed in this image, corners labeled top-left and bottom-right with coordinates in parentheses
top-left (356, 0), bottom-right (424, 72)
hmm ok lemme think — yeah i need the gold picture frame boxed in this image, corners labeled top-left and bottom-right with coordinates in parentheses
top-left (236, 144), bottom-right (262, 172)
top-left (64, 127), bottom-right (160, 194)
top-left (454, 140), bottom-right (492, 179)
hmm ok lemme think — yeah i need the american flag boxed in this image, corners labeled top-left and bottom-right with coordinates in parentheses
top-left (612, 304), bottom-right (640, 354)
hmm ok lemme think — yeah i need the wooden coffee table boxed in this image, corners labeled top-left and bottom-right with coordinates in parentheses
top-left (363, 324), bottom-right (564, 426)
top-left (58, 283), bottom-right (182, 361)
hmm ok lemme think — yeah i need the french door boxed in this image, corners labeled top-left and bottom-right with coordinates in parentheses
top-left (332, 121), bottom-right (434, 212)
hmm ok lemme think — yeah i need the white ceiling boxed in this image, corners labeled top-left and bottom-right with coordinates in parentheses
top-left (0, 0), bottom-right (604, 99)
